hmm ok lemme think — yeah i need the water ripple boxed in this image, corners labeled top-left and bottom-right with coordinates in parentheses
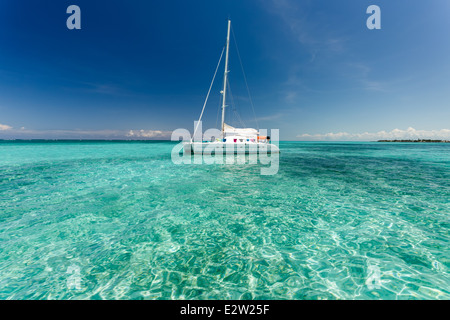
top-left (0, 141), bottom-right (449, 299)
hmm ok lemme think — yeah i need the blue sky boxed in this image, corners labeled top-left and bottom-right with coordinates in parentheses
top-left (0, 0), bottom-right (449, 140)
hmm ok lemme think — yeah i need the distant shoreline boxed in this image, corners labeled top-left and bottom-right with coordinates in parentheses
top-left (378, 139), bottom-right (450, 143)
top-left (1, 139), bottom-right (449, 143)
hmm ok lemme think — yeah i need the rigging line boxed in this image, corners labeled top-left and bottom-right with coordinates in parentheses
top-left (231, 24), bottom-right (259, 130)
top-left (226, 78), bottom-right (234, 125)
top-left (193, 46), bottom-right (225, 141)
top-left (215, 93), bottom-right (222, 129)
top-left (226, 78), bottom-right (246, 128)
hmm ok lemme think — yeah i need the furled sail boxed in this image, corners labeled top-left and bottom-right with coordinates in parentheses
top-left (223, 123), bottom-right (259, 135)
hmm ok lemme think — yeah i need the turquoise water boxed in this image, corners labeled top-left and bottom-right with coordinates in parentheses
top-left (0, 141), bottom-right (449, 300)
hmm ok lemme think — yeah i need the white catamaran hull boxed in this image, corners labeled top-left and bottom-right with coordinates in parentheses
top-left (183, 142), bottom-right (280, 155)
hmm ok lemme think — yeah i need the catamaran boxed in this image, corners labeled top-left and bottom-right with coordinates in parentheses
top-left (184, 19), bottom-right (280, 155)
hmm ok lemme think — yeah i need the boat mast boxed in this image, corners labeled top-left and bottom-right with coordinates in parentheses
top-left (221, 19), bottom-right (231, 136)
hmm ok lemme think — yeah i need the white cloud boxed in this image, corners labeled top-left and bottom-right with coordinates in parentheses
top-left (0, 127), bottom-right (172, 139)
top-left (297, 127), bottom-right (450, 141)
top-left (0, 123), bottom-right (12, 131)
top-left (264, 0), bottom-right (347, 56)
top-left (255, 113), bottom-right (284, 122)
top-left (126, 130), bottom-right (172, 139)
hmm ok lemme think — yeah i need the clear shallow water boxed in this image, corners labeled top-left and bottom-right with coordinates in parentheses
top-left (0, 141), bottom-right (449, 300)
